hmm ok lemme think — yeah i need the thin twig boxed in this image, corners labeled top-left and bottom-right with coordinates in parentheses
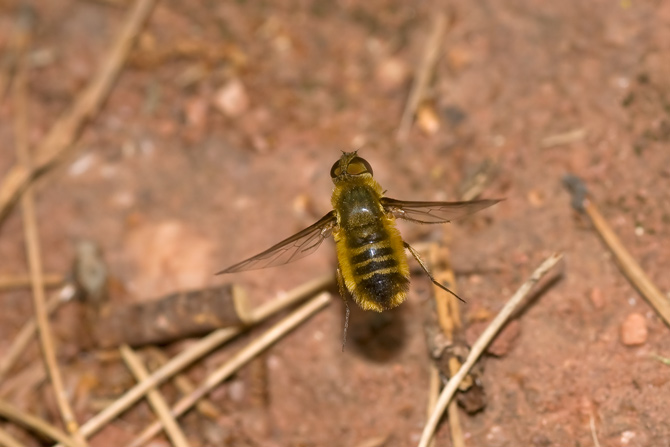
top-left (120, 346), bottom-right (191, 447)
top-left (428, 244), bottom-right (461, 339)
top-left (0, 399), bottom-right (79, 447)
top-left (563, 175), bottom-right (670, 327)
top-left (651, 354), bottom-right (670, 366)
top-left (147, 348), bottom-right (222, 419)
top-left (249, 273), bottom-right (334, 321)
top-left (128, 292), bottom-right (332, 447)
top-left (0, 426), bottom-right (24, 447)
top-left (0, 363), bottom-right (45, 399)
top-left (585, 199), bottom-right (670, 326)
top-left (397, 10), bottom-right (448, 142)
top-left (0, 0), bottom-right (156, 223)
top-left (13, 11), bottom-right (87, 447)
top-left (425, 242), bottom-right (466, 447)
top-left (0, 274), bottom-right (63, 291)
top-left (447, 398), bottom-right (464, 447)
top-left (426, 364), bottom-right (440, 447)
top-left (589, 414), bottom-right (601, 447)
top-left (540, 128), bottom-right (586, 149)
top-left (53, 273), bottom-right (334, 445)
top-left (418, 253), bottom-right (563, 447)
top-left (0, 293), bottom-right (63, 381)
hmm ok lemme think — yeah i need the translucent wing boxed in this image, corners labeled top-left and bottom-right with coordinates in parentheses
top-left (381, 197), bottom-right (501, 224)
top-left (217, 211), bottom-right (337, 274)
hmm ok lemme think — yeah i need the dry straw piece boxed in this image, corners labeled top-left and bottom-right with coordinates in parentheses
top-left (563, 174), bottom-right (670, 328)
top-left (0, 0), bottom-right (157, 222)
top-left (0, 399), bottom-right (79, 447)
top-left (0, 427), bottom-right (24, 447)
top-left (120, 346), bottom-right (192, 447)
top-left (13, 9), bottom-right (87, 445)
top-left (52, 274), bottom-right (334, 446)
top-left (0, 293), bottom-right (63, 381)
top-left (0, 274), bottom-right (63, 290)
top-left (418, 252), bottom-right (563, 447)
top-left (397, 10), bottom-right (449, 142)
top-left (127, 292), bottom-right (332, 447)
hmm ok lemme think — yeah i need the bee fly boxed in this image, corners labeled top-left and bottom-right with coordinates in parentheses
top-left (218, 152), bottom-right (500, 343)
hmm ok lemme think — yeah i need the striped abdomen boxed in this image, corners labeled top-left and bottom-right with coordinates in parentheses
top-left (337, 219), bottom-right (410, 312)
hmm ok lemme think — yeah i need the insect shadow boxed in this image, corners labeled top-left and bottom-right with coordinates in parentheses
top-left (335, 294), bottom-right (408, 362)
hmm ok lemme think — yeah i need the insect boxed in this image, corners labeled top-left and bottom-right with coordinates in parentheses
top-left (219, 151), bottom-right (499, 315)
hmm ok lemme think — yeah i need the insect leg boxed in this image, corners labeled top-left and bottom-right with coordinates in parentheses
top-left (403, 241), bottom-right (465, 303)
top-left (336, 268), bottom-right (351, 351)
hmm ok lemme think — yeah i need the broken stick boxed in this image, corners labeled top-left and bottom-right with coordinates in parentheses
top-left (563, 174), bottom-right (670, 328)
top-left (418, 253), bottom-right (563, 447)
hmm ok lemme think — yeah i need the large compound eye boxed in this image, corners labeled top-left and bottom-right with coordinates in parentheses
top-left (346, 156), bottom-right (373, 176)
top-left (330, 160), bottom-right (342, 178)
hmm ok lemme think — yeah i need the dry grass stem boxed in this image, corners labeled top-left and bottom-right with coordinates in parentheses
top-left (63, 327), bottom-right (231, 445)
top-left (147, 348), bottom-right (222, 419)
top-left (584, 200), bottom-right (670, 327)
top-left (418, 253), bottom-right (563, 447)
top-left (0, 427), bottom-right (24, 447)
top-left (54, 274), bottom-right (333, 445)
top-left (651, 354), bottom-right (670, 366)
top-left (589, 414), bottom-right (601, 447)
top-left (0, 399), bottom-right (79, 447)
top-left (540, 128), bottom-right (586, 148)
top-left (0, 274), bottom-right (63, 290)
top-left (128, 292), bottom-right (332, 447)
top-left (397, 10), bottom-right (448, 142)
top-left (564, 174), bottom-right (670, 327)
top-left (425, 243), bottom-right (466, 447)
top-left (428, 244), bottom-right (461, 338)
top-left (0, 293), bottom-right (63, 381)
top-left (13, 14), bottom-right (87, 447)
top-left (120, 345), bottom-right (191, 447)
top-left (0, 0), bottom-right (156, 222)
top-left (447, 401), bottom-right (465, 447)
top-left (425, 364), bottom-right (440, 447)
top-left (250, 273), bottom-right (334, 321)
top-left (0, 363), bottom-right (46, 399)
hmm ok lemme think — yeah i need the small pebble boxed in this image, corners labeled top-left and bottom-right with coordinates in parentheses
top-left (68, 153), bottom-right (96, 176)
top-left (527, 189), bottom-right (545, 207)
top-left (589, 287), bottom-right (605, 309)
top-left (416, 103), bottom-right (440, 135)
top-left (620, 430), bottom-right (636, 445)
top-left (375, 56), bottom-right (409, 91)
top-left (620, 313), bottom-right (648, 346)
top-left (213, 79), bottom-right (249, 118)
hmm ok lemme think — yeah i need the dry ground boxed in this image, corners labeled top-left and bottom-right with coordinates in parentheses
top-left (1, 0), bottom-right (669, 446)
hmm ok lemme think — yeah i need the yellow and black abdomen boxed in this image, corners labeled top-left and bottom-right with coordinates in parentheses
top-left (332, 178), bottom-right (410, 312)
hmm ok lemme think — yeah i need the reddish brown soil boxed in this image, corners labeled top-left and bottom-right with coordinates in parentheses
top-left (1, 1), bottom-right (669, 446)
